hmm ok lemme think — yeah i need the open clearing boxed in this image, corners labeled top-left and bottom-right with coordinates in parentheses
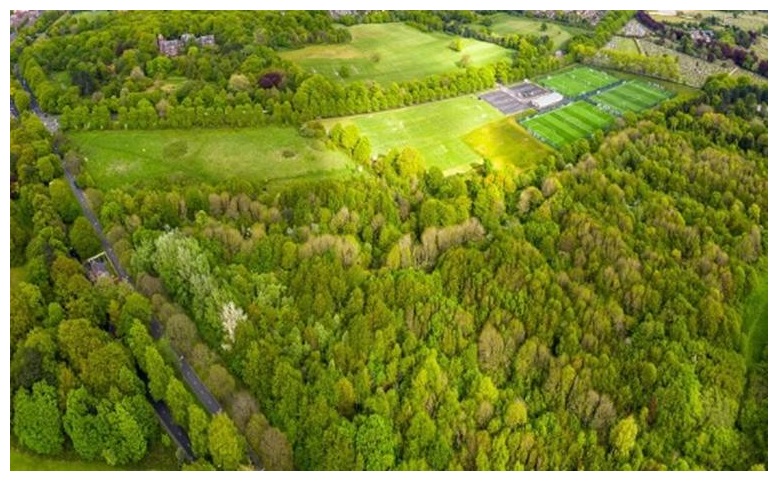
top-left (70, 128), bottom-right (350, 190)
top-left (521, 101), bottom-right (614, 147)
top-left (11, 441), bottom-right (177, 471)
top-left (590, 80), bottom-right (672, 114)
top-left (324, 96), bottom-right (504, 174)
top-left (473, 13), bottom-right (586, 48)
top-left (280, 23), bottom-right (512, 84)
top-left (462, 117), bottom-right (554, 173)
top-left (604, 36), bottom-right (640, 54)
top-left (537, 67), bottom-right (620, 97)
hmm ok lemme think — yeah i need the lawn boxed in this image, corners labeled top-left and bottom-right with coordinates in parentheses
top-left (280, 23), bottom-right (513, 84)
top-left (324, 95), bottom-right (504, 175)
top-left (462, 117), bottom-right (554, 173)
top-left (521, 101), bottom-right (614, 148)
top-left (537, 67), bottom-right (621, 97)
top-left (70, 127), bottom-right (351, 190)
top-left (11, 440), bottom-right (179, 471)
top-left (590, 80), bottom-right (672, 114)
top-left (474, 13), bottom-right (586, 48)
top-left (741, 272), bottom-right (768, 367)
top-left (604, 36), bottom-right (640, 54)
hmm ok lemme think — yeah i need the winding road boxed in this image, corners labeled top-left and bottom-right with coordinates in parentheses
top-left (15, 67), bottom-right (262, 470)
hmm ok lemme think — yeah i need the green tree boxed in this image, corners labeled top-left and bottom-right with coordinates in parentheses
top-left (188, 404), bottom-right (210, 457)
top-left (208, 412), bottom-right (245, 470)
top-left (48, 179), bottom-right (80, 223)
top-left (259, 426), bottom-right (294, 470)
top-left (356, 414), bottom-right (396, 470)
top-left (145, 346), bottom-right (171, 401)
top-left (610, 415), bottom-right (638, 459)
top-left (12, 381), bottom-right (64, 455)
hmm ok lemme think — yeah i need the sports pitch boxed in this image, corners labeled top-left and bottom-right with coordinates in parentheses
top-left (590, 80), bottom-right (673, 114)
top-left (537, 67), bottom-right (620, 97)
top-left (324, 95), bottom-right (504, 174)
top-left (521, 101), bottom-right (614, 147)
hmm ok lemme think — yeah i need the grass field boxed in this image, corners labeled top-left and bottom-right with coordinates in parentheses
top-left (474, 13), bottom-right (586, 48)
top-left (741, 272), bottom-right (768, 367)
top-left (11, 439), bottom-right (178, 471)
top-left (324, 95), bottom-right (504, 174)
top-left (280, 23), bottom-right (512, 84)
top-left (521, 101), bottom-right (614, 147)
top-left (590, 80), bottom-right (673, 114)
top-left (604, 36), bottom-right (640, 54)
top-left (462, 117), bottom-right (554, 173)
top-left (70, 128), bottom-right (350, 190)
top-left (537, 67), bottom-right (620, 97)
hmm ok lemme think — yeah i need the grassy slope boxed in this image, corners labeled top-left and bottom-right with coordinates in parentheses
top-left (70, 128), bottom-right (350, 190)
top-left (479, 13), bottom-right (586, 48)
top-left (11, 439), bottom-right (179, 471)
top-left (462, 117), bottom-right (553, 173)
top-left (606, 36), bottom-right (640, 54)
top-left (741, 273), bottom-right (768, 367)
top-left (324, 95), bottom-right (504, 174)
top-left (280, 23), bottom-right (512, 84)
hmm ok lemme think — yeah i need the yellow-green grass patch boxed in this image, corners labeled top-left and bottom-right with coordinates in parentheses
top-left (70, 127), bottom-right (351, 190)
top-left (280, 23), bottom-right (513, 85)
top-left (462, 117), bottom-right (553, 174)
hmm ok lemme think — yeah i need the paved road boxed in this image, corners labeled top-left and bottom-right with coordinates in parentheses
top-left (17, 67), bottom-right (263, 470)
top-left (15, 69), bottom-right (196, 463)
top-left (10, 96), bottom-right (19, 118)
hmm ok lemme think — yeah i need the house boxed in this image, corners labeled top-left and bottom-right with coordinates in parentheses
top-left (157, 33), bottom-right (217, 57)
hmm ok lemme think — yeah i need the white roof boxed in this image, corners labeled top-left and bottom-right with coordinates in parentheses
top-left (532, 92), bottom-right (564, 109)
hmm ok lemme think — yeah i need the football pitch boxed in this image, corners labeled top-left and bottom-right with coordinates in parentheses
top-left (521, 101), bottom-right (614, 148)
top-left (538, 67), bottom-right (620, 97)
top-left (590, 81), bottom-right (673, 114)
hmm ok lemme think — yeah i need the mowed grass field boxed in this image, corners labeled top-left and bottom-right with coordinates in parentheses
top-left (521, 101), bottom-right (614, 147)
top-left (463, 117), bottom-right (554, 173)
top-left (324, 96), bottom-right (504, 174)
top-left (537, 67), bottom-right (620, 97)
top-left (70, 128), bottom-right (350, 190)
top-left (476, 13), bottom-right (586, 48)
top-left (590, 80), bottom-right (673, 114)
top-left (280, 23), bottom-right (512, 84)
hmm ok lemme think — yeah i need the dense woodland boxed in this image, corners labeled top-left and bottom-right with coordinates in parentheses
top-left (10, 9), bottom-right (769, 471)
top-left (11, 68), bottom-right (768, 469)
